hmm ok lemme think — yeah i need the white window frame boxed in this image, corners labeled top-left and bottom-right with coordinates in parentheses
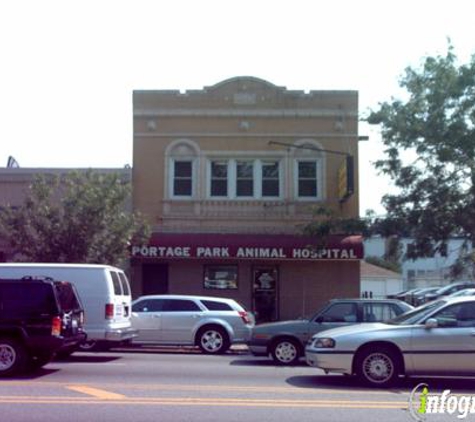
top-left (206, 158), bottom-right (282, 200)
top-left (235, 160), bottom-right (255, 199)
top-left (294, 158), bottom-right (323, 201)
top-left (169, 158), bottom-right (196, 199)
top-left (208, 160), bottom-right (230, 198)
top-left (260, 160), bottom-right (282, 198)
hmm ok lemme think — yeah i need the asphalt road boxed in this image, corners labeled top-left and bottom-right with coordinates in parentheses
top-left (0, 346), bottom-right (474, 422)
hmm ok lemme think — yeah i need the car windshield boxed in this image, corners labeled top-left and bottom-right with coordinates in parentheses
top-left (386, 300), bottom-right (445, 325)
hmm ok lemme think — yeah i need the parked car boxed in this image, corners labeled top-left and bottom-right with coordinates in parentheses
top-left (401, 287), bottom-right (438, 305)
top-left (386, 289), bottom-right (408, 300)
top-left (306, 296), bottom-right (475, 387)
top-left (0, 263), bottom-right (137, 352)
top-left (249, 298), bottom-right (413, 365)
top-left (0, 277), bottom-right (86, 376)
top-left (423, 282), bottom-right (475, 303)
top-left (393, 288), bottom-right (419, 302)
top-left (448, 288), bottom-right (475, 298)
top-left (131, 295), bottom-right (254, 354)
top-left (410, 286), bottom-right (441, 306)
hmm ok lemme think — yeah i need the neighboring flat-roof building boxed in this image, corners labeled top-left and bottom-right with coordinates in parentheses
top-left (360, 261), bottom-right (403, 299)
top-left (131, 76), bottom-right (363, 321)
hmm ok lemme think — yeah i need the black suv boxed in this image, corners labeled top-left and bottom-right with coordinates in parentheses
top-left (249, 298), bottom-right (413, 365)
top-left (0, 277), bottom-right (86, 376)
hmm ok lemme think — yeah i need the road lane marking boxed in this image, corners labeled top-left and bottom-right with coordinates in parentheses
top-left (66, 385), bottom-right (127, 400)
top-left (0, 395), bottom-right (408, 409)
top-left (0, 380), bottom-right (407, 396)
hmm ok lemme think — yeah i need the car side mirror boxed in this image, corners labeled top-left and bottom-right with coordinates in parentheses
top-left (315, 316), bottom-right (324, 323)
top-left (425, 318), bottom-right (438, 329)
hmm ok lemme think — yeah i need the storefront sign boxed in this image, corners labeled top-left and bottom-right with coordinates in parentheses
top-left (131, 233), bottom-right (363, 261)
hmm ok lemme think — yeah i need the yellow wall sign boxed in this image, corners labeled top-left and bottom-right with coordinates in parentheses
top-left (338, 156), bottom-right (354, 202)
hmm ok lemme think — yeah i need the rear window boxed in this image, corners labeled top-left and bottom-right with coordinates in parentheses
top-left (201, 300), bottom-right (233, 311)
top-left (118, 272), bottom-right (131, 296)
top-left (110, 271), bottom-right (122, 295)
top-left (54, 282), bottom-right (82, 312)
top-left (0, 283), bottom-right (58, 316)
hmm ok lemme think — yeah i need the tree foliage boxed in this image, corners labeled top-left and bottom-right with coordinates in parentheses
top-left (0, 171), bottom-right (150, 266)
top-left (302, 207), bottom-right (370, 238)
top-left (303, 46), bottom-right (475, 276)
top-left (366, 45), bottom-right (475, 276)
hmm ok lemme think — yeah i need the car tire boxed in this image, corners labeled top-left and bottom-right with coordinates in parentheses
top-left (270, 338), bottom-right (302, 365)
top-left (197, 326), bottom-right (230, 354)
top-left (0, 338), bottom-right (27, 377)
top-left (355, 346), bottom-right (401, 387)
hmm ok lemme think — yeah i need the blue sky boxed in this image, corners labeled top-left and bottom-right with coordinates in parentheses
top-left (1, 0), bottom-right (474, 214)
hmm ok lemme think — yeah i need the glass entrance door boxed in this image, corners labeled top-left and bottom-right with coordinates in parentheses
top-left (253, 267), bottom-right (278, 323)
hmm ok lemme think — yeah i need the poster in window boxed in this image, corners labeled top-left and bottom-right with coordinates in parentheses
top-left (204, 265), bottom-right (238, 290)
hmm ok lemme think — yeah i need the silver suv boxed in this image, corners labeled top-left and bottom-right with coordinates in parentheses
top-left (131, 295), bottom-right (254, 354)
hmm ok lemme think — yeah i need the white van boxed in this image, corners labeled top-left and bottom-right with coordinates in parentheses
top-left (0, 263), bottom-right (137, 352)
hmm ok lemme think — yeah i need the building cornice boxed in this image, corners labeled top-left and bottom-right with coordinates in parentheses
top-left (134, 109), bottom-right (358, 118)
top-left (134, 132), bottom-right (358, 139)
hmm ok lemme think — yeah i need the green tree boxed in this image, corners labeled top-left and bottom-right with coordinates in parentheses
top-left (302, 207), bottom-right (370, 239)
top-left (367, 45), bottom-right (475, 276)
top-left (0, 170), bottom-right (150, 266)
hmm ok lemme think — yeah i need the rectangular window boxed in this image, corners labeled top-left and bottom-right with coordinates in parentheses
top-left (201, 300), bottom-right (233, 311)
top-left (262, 161), bottom-right (280, 197)
top-left (110, 271), bottom-right (122, 295)
top-left (298, 161), bottom-right (317, 197)
top-left (118, 272), bottom-right (131, 296)
top-left (162, 299), bottom-right (201, 312)
top-left (210, 161), bottom-right (228, 197)
top-left (362, 303), bottom-right (399, 322)
top-left (54, 283), bottom-right (82, 312)
top-left (204, 265), bottom-right (238, 290)
top-left (173, 161), bottom-right (193, 196)
top-left (236, 161), bottom-right (254, 197)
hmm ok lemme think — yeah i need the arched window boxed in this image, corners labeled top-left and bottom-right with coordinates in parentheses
top-left (291, 139), bottom-right (325, 201)
top-left (165, 140), bottom-right (200, 199)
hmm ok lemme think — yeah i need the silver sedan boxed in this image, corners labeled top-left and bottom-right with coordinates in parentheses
top-left (305, 296), bottom-right (475, 387)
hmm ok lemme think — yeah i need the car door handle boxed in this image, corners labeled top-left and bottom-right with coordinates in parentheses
top-left (152, 315), bottom-right (161, 318)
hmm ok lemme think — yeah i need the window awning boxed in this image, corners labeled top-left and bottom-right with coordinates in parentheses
top-left (131, 233), bottom-right (363, 261)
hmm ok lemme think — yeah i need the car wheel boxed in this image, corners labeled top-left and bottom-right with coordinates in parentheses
top-left (0, 338), bottom-right (26, 376)
top-left (271, 338), bottom-right (301, 365)
top-left (356, 346), bottom-right (401, 387)
top-left (197, 326), bottom-right (230, 354)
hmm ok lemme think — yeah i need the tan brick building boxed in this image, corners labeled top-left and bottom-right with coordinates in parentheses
top-left (131, 77), bottom-right (363, 321)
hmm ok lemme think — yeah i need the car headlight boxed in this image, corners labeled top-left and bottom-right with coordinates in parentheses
top-left (311, 338), bottom-right (335, 348)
